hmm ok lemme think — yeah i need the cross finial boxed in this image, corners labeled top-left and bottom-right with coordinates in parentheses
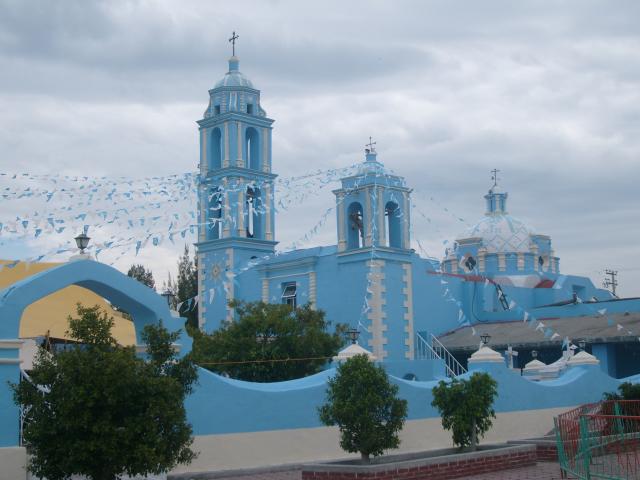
top-left (491, 168), bottom-right (500, 188)
top-left (229, 31), bottom-right (239, 56)
top-left (365, 136), bottom-right (377, 153)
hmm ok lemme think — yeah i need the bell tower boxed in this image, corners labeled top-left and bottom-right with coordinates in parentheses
top-left (196, 35), bottom-right (277, 329)
top-left (333, 143), bottom-right (412, 252)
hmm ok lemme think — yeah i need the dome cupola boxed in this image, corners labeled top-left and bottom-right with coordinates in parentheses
top-left (214, 56), bottom-right (255, 89)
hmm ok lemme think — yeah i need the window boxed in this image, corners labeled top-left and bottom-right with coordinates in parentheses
top-left (464, 255), bottom-right (476, 271)
top-left (247, 104), bottom-right (254, 114)
top-left (281, 283), bottom-right (297, 309)
top-left (214, 105), bottom-right (221, 115)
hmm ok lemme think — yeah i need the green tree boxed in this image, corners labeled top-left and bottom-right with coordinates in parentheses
top-left (431, 372), bottom-right (498, 451)
top-left (319, 354), bottom-right (408, 463)
top-left (176, 245), bottom-right (198, 329)
top-left (192, 300), bottom-right (346, 382)
top-left (604, 382), bottom-right (640, 401)
top-left (12, 304), bottom-right (197, 480)
top-left (126, 263), bottom-right (156, 290)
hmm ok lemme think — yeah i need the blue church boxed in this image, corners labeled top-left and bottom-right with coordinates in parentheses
top-left (195, 51), bottom-right (640, 376)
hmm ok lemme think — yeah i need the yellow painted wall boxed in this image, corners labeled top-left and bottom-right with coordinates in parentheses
top-left (0, 260), bottom-right (136, 346)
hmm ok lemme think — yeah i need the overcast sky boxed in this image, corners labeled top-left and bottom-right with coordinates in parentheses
top-left (0, 0), bottom-right (639, 296)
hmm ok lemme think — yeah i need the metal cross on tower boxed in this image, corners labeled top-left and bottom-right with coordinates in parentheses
top-left (229, 31), bottom-right (239, 56)
top-left (491, 168), bottom-right (500, 187)
top-left (365, 136), bottom-right (377, 153)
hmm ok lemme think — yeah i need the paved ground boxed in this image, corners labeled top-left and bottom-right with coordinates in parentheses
top-left (457, 462), bottom-right (572, 480)
top-left (202, 461), bottom-right (573, 480)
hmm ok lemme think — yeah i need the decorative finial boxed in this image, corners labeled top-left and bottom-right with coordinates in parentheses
top-left (229, 31), bottom-right (239, 56)
top-left (365, 136), bottom-right (377, 153)
top-left (491, 168), bottom-right (500, 188)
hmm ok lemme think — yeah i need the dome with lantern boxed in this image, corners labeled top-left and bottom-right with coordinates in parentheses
top-left (442, 174), bottom-right (559, 276)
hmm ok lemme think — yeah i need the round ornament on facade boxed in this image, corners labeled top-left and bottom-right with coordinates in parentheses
top-left (211, 263), bottom-right (223, 281)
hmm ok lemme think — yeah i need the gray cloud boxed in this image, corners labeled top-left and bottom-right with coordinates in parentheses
top-left (0, 0), bottom-right (638, 296)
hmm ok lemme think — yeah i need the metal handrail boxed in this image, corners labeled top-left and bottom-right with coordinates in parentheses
top-left (415, 332), bottom-right (467, 377)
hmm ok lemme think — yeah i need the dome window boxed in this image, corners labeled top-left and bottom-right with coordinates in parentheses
top-left (246, 103), bottom-right (254, 114)
top-left (214, 105), bottom-right (221, 115)
top-left (538, 256), bottom-right (544, 268)
top-left (464, 256), bottom-right (477, 272)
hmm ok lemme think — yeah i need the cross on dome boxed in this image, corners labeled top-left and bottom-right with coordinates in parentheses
top-left (491, 168), bottom-right (500, 188)
top-left (229, 31), bottom-right (239, 56)
top-left (365, 136), bottom-right (377, 153)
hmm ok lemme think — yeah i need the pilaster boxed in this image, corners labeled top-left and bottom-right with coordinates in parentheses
top-left (498, 253), bottom-right (506, 272)
top-left (364, 188), bottom-right (373, 247)
top-left (236, 121), bottom-right (243, 167)
top-left (366, 259), bottom-right (387, 360)
top-left (265, 182), bottom-right (273, 241)
top-left (402, 263), bottom-right (414, 360)
top-left (336, 192), bottom-right (346, 252)
top-left (223, 122), bottom-right (230, 167)
top-left (309, 271), bottom-right (317, 308)
top-left (377, 186), bottom-right (385, 247)
top-left (225, 248), bottom-right (235, 322)
top-left (262, 127), bottom-right (270, 173)
top-left (402, 191), bottom-right (411, 249)
top-left (237, 188), bottom-right (246, 237)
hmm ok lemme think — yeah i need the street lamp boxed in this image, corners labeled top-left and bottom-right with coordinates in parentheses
top-left (74, 232), bottom-right (90, 254)
top-left (531, 350), bottom-right (538, 359)
top-left (480, 333), bottom-right (491, 346)
top-left (346, 328), bottom-right (360, 345)
top-left (161, 289), bottom-right (175, 309)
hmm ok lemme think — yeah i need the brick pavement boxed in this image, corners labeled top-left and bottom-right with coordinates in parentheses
top-left (205, 462), bottom-right (574, 480)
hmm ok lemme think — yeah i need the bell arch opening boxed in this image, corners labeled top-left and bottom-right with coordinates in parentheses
top-left (246, 185), bottom-right (263, 239)
top-left (385, 201), bottom-right (401, 248)
top-left (209, 128), bottom-right (222, 170)
top-left (347, 202), bottom-right (364, 249)
top-left (245, 127), bottom-right (260, 170)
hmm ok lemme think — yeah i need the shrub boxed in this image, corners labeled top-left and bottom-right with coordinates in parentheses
top-left (319, 354), bottom-right (408, 463)
top-left (431, 372), bottom-right (498, 451)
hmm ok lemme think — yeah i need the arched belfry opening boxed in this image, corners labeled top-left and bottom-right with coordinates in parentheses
top-left (210, 128), bottom-right (222, 170)
top-left (245, 127), bottom-right (260, 170)
top-left (246, 185), bottom-right (263, 239)
top-left (208, 186), bottom-right (223, 240)
top-left (347, 202), bottom-right (364, 249)
top-left (385, 201), bottom-right (401, 248)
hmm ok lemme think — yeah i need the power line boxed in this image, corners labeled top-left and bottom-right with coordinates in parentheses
top-left (603, 269), bottom-right (619, 297)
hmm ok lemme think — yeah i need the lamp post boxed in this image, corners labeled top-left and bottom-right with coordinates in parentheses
top-left (480, 333), bottom-right (491, 346)
top-left (346, 328), bottom-right (360, 345)
top-left (531, 349), bottom-right (538, 359)
top-left (161, 289), bottom-right (175, 310)
top-left (74, 232), bottom-right (90, 254)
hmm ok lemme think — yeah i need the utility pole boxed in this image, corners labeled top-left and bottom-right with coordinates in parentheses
top-left (603, 269), bottom-right (618, 297)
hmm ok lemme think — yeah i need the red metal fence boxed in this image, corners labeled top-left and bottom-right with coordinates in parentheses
top-left (555, 400), bottom-right (640, 479)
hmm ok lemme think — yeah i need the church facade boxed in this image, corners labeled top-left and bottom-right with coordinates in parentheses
top-left (195, 53), bottom-right (638, 370)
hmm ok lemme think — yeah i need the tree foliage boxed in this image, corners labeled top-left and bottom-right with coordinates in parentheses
top-left (318, 354), bottom-right (408, 463)
top-left (176, 245), bottom-right (198, 329)
top-left (431, 372), bottom-right (498, 451)
top-left (191, 300), bottom-right (346, 382)
top-left (126, 263), bottom-right (156, 290)
top-left (604, 382), bottom-right (640, 401)
top-left (12, 304), bottom-right (198, 480)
